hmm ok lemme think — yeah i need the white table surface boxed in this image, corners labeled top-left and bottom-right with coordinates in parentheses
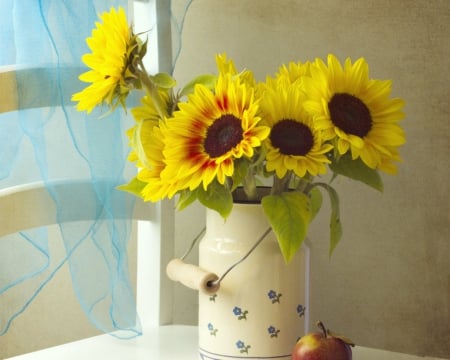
top-left (7, 325), bottom-right (447, 360)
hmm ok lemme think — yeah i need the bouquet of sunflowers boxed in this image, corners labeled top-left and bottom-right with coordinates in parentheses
top-left (72, 7), bottom-right (405, 262)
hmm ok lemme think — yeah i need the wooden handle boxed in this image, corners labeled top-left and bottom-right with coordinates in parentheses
top-left (166, 259), bottom-right (220, 295)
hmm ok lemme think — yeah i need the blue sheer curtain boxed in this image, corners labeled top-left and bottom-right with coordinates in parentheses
top-left (0, 0), bottom-right (194, 339)
top-left (0, 0), bottom-right (138, 339)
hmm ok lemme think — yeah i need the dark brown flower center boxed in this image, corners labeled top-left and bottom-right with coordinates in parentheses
top-left (270, 119), bottom-right (314, 156)
top-left (204, 114), bottom-right (243, 158)
top-left (328, 93), bottom-right (372, 137)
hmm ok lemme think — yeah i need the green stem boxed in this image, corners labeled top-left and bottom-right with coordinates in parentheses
top-left (271, 173), bottom-right (291, 195)
top-left (243, 171), bottom-right (257, 201)
top-left (317, 321), bottom-right (327, 338)
top-left (137, 60), bottom-right (168, 120)
top-left (297, 174), bottom-right (313, 193)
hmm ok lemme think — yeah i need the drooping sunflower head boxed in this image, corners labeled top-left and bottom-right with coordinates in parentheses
top-left (72, 7), bottom-right (146, 113)
top-left (126, 89), bottom-right (179, 203)
top-left (126, 97), bottom-right (185, 202)
top-left (303, 54), bottom-right (406, 173)
top-left (160, 72), bottom-right (270, 192)
top-left (127, 90), bottom-right (170, 168)
top-left (133, 124), bottom-right (184, 202)
top-left (259, 78), bottom-right (333, 179)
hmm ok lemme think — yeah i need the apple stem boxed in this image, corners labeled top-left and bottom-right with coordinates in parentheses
top-left (317, 321), bottom-right (327, 338)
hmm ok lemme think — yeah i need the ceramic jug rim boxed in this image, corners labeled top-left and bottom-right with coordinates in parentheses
top-left (232, 186), bottom-right (271, 204)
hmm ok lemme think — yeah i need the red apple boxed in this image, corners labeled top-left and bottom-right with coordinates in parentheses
top-left (291, 321), bottom-right (354, 360)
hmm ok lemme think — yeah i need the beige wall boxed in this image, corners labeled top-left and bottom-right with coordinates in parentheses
top-left (172, 0), bottom-right (450, 358)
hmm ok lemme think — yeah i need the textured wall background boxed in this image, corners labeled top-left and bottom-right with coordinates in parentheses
top-left (172, 0), bottom-right (450, 358)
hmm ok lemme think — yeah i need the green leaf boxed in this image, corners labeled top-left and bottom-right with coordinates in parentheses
top-left (197, 181), bottom-right (233, 219)
top-left (231, 158), bottom-right (249, 191)
top-left (150, 72), bottom-right (176, 89)
top-left (309, 187), bottom-right (323, 220)
top-left (329, 153), bottom-right (384, 192)
top-left (176, 189), bottom-right (198, 211)
top-left (312, 183), bottom-right (343, 256)
top-left (117, 177), bottom-right (146, 198)
top-left (138, 37), bottom-right (148, 59)
top-left (179, 74), bottom-right (216, 97)
top-left (262, 192), bottom-right (312, 263)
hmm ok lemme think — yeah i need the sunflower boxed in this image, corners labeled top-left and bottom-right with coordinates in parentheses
top-left (303, 54), bottom-right (405, 173)
top-left (135, 124), bottom-right (184, 202)
top-left (72, 7), bottom-right (143, 113)
top-left (257, 60), bottom-right (311, 101)
top-left (215, 53), bottom-right (256, 87)
top-left (126, 118), bottom-right (182, 202)
top-left (125, 91), bottom-right (183, 201)
top-left (127, 92), bottom-right (165, 165)
top-left (274, 60), bottom-right (311, 85)
top-left (259, 78), bottom-right (333, 179)
top-left (160, 72), bottom-right (270, 192)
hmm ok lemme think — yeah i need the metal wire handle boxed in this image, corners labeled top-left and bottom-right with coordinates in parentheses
top-left (180, 226), bottom-right (272, 289)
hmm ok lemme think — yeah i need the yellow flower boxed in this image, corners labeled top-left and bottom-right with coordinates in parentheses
top-left (127, 91), bottom-right (170, 168)
top-left (135, 124), bottom-right (183, 201)
top-left (215, 53), bottom-right (256, 87)
top-left (126, 120), bottom-right (182, 202)
top-left (160, 73), bottom-right (270, 192)
top-left (257, 60), bottom-right (311, 101)
top-left (126, 92), bottom-right (183, 201)
top-left (72, 7), bottom-right (142, 113)
top-left (274, 60), bottom-right (311, 85)
top-left (259, 79), bottom-right (333, 178)
top-left (303, 54), bottom-right (405, 173)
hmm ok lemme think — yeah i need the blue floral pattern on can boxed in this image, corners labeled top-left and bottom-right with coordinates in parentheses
top-left (232, 306), bottom-right (248, 320)
top-left (267, 289), bottom-right (282, 303)
top-left (268, 325), bottom-right (280, 338)
top-left (207, 322), bottom-right (218, 336)
top-left (296, 304), bottom-right (306, 317)
top-left (236, 340), bottom-right (251, 354)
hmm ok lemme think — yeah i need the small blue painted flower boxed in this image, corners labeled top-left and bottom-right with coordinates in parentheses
top-left (268, 325), bottom-right (280, 338)
top-left (208, 322), bottom-right (218, 336)
top-left (267, 289), bottom-right (282, 303)
top-left (296, 304), bottom-right (306, 317)
top-left (232, 306), bottom-right (248, 320)
top-left (236, 340), bottom-right (251, 354)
